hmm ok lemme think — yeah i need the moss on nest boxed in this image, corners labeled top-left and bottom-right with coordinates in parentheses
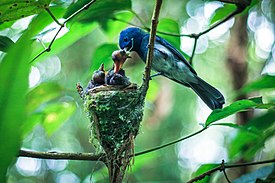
top-left (84, 84), bottom-right (144, 154)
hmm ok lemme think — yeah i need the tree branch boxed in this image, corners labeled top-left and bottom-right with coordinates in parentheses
top-left (45, 8), bottom-right (62, 26)
top-left (187, 158), bottom-right (275, 183)
top-left (189, 37), bottom-right (198, 66)
top-left (135, 127), bottom-right (207, 157)
top-left (141, 0), bottom-right (163, 93)
top-left (195, 5), bottom-right (245, 38)
top-left (31, 0), bottom-right (97, 63)
top-left (18, 149), bottom-right (104, 161)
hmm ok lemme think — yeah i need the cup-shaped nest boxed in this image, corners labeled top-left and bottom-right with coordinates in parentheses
top-left (84, 84), bottom-right (144, 154)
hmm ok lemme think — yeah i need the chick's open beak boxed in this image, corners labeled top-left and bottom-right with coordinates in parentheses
top-left (114, 60), bottom-right (124, 73)
top-left (112, 50), bottom-right (131, 73)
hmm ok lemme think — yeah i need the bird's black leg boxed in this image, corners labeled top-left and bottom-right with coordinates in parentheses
top-left (149, 72), bottom-right (162, 80)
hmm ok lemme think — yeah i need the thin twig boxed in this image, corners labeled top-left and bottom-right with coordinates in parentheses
top-left (221, 160), bottom-right (231, 183)
top-left (135, 127), bottom-right (207, 157)
top-left (18, 149), bottom-right (104, 161)
top-left (63, 0), bottom-right (96, 24)
top-left (112, 17), bottom-right (195, 38)
top-left (187, 158), bottom-right (275, 183)
top-left (195, 6), bottom-right (244, 38)
top-left (129, 9), bottom-right (148, 28)
top-left (31, 0), bottom-right (97, 63)
top-left (111, 17), bottom-right (143, 28)
top-left (189, 37), bottom-right (198, 65)
top-left (45, 8), bottom-right (62, 26)
top-left (141, 0), bottom-right (163, 93)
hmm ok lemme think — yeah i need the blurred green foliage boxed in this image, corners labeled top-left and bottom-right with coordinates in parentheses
top-left (0, 0), bottom-right (274, 182)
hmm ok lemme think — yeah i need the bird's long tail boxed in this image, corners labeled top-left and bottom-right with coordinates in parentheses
top-left (188, 76), bottom-right (225, 110)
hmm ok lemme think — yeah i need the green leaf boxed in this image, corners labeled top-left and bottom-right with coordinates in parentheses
top-left (229, 110), bottom-right (274, 160)
top-left (192, 164), bottom-right (219, 183)
top-left (206, 97), bottom-right (263, 126)
top-left (209, 4), bottom-right (236, 25)
top-left (0, 22), bottom-right (34, 182)
top-left (248, 110), bottom-right (275, 131)
top-left (229, 130), bottom-right (260, 159)
top-left (64, 0), bottom-right (131, 25)
top-left (240, 75), bottom-right (275, 94)
top-left (41, 102), bottom-right (76, 136)
top-left (0, 35), bottom-right (14, 52)
top-left (211, 122), bottom-right (260, 135)
top-left (0, 0), bottom-right (52, 23)
top-left (0, 21), bottom-right (14, 31)
top-left (90, 43), bottom-right (118, 73)
top-left (26, 82), bottom-right (63, 113)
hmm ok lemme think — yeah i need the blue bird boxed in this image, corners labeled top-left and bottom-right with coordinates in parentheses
top-left (118, 27), bottom-right (225, 110)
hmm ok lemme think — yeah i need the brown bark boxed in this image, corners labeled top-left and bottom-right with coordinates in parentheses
top-left (226, 14), bottom-right (253, 180)
top-left (227, 15), bottom-right (253, 125)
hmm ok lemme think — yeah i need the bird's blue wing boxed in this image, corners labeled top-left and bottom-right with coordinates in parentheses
top-left (155, 35), bottom-right (197, 75)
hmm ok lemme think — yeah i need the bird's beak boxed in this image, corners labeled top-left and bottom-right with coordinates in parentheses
top-left (99, 63), bottom-right (105, 71)
top-left (112, 49), bottom-right (131, 73)
top-left (114, 60), bottom-right (125, 73)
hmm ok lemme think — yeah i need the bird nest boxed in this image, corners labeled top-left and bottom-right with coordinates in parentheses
top-left (84, 84), bottom-right (144, 154)
top-left (81, 83), bottom-right (144, 182)
top-left (77, 50), bottom-right (145, 182)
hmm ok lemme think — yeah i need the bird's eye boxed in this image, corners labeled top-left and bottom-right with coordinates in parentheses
top-left (123, 37), bottom-right (128, 42)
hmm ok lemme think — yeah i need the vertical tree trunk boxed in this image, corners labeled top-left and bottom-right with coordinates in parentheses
top-left (226, 14), bottom-right (252, 179)
top-left (227, 14), bottom-right (253, 125)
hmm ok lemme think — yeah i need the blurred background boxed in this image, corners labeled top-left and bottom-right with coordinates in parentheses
top-left (0, 0), bottom-right (274, 182)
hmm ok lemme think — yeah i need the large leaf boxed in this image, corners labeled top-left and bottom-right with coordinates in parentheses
top-left (0, 0), bottom-right (52, 23)
top-left (0, 35), bottom-right (14, 52)
top-left (90, 43), bottom-right (118, 73)
top-left (64, 0), bottom-right (131, 25)
top-left (240, 75), bottom-right (275, 94)
top-left (41, 102), bottom-right (76, 136)
top-left (0, 22), bottom-right (34, 182)
top-left (205, 97), bottom-right (264, 126)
